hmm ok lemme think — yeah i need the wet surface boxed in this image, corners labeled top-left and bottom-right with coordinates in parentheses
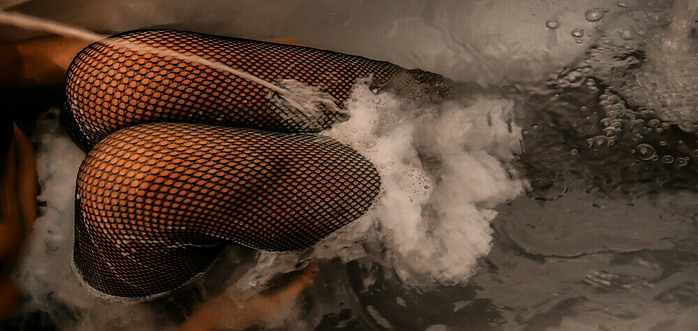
top-left (314, 186), bottom-right (698, 330)
top-left (3, 1), bottom-right (698, 330)
top-left (305, 2), bottom-right (698, 328)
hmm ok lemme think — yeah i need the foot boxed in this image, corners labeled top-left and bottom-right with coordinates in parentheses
top-left (179, 262), bottom-right (318, 331)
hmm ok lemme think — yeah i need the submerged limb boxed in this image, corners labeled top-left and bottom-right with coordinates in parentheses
top-left (179, 262), bottom-right (317, 331)
top-left (0, 125), bottom-right (37, 320)
top-left (13, 125), bottom-right (37, 234)
top-left (0, 279), bottom-right (21, 321)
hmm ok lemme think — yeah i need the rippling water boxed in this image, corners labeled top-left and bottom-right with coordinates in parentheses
top-left (4, 0), bottom-right (698, 330)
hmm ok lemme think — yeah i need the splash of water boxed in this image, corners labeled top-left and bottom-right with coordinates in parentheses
top-left (319, 81), bottom-right (525, 287)
top-left (16, 76), bottom-right (527, 328)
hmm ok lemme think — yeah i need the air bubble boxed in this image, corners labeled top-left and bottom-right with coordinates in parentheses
top-left (604, 126), bottom-right (620, 136)
top-left (571, 28), bottom-right (585, 38)
top-left (620, 29), bottom-right (637, 40)
top-left (336, 112), bottom-right (351, 122)
top-left (617, 1), bottom-right (628, 8)
top-left (585, 8), bottom-right (605, 22)
top-left (678, 121), bottom-right (695, 132)
top-left (676, 157), bottom-right (689, 167)
top-left (545, 19), bottom-right (559, 29)
top-left (647, 119), bottom-right (660, 127)
top-left (661, 155), bottom-right (674, 164)
top-left (587, 135), bottom-right (612, 150)
top-left (633, 143), bottom-right (656, 160)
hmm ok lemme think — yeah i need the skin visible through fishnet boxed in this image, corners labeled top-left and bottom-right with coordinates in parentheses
top-left (64, 29), bottom-right (404, 150)
top-left (75, 122), bottom-right (379, 297)
top-left (64, 30), bottom-right (401, 298)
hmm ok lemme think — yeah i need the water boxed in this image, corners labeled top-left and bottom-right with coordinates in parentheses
top-left (4, 0), bottom-right (698, 330)
top-left (585, 8), bottom-right (607, 22)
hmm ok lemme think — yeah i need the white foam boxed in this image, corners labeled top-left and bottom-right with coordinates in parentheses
top-left (317, 82), bottom-right (526, 287)
top-left (16, 111), bottom-right (163, 330)
top-left (17, 111), bottom-right (87, 313)
top-left (14, 83), bottom-right (526, 329)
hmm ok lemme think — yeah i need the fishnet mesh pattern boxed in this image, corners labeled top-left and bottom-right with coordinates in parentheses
top-left (64, 29), bottom-right (404, 150)
top-left (65, 30), bottom-right (392, 298)
top-left (75, 122), bottom-right (380, 297)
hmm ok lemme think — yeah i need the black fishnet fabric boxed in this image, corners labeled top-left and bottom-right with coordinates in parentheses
top-left (64, 29), bottom-right (404, 150)
top-left (64, 29), bottom-right (413, 298)
top-left (74, 122), bottom-right (379, 297)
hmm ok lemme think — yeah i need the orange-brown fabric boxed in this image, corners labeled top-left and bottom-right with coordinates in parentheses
top-left (64, 30), bottom-right (410, 298)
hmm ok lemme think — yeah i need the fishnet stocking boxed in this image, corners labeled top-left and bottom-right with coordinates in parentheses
top-left (74, 122), bottom-right (379, 297)
top-left (63, 30), bottom-right (421, 298)
top-left (64, 29), bottom-right (403, 149)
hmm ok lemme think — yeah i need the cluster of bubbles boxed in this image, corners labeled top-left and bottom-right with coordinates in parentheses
top-left (593, 90), bottom-right (692, 167)
top-left (564, 69), bottom-right (694, 167)
top-left (570, 28), bottom-right (585, 44)
top-left (521, 2), bottom-right (698, 194)
top-left (589, 90), bottom-right (632, 151)
top-left (545, 7), bottom-right (608, 44)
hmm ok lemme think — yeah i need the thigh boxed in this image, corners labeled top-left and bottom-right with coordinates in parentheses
top-left (74, 122), bottom-right (380, 297)
top-left (64, 29), bottom-right (404, 148)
